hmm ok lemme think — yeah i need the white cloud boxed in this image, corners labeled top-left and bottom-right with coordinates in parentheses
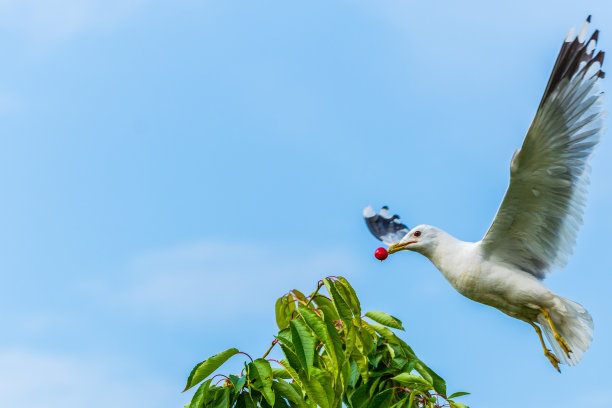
top-left (89, 240), bottom-right (362, 321)
top-left (0, 348), bottom-right (175, 408)
top-left (0, 0), bottom-right (145, 46)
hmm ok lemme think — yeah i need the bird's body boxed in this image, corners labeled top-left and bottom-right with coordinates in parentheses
top-left (401, 225), bottom-right (593, 367)
top-left (364, 17), bottom-right (602, 370)
top-left (404, 226), bottom-right (544, 321)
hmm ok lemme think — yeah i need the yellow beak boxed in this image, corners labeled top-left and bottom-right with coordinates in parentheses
top-left (387, 241), bottom-right (415, 254)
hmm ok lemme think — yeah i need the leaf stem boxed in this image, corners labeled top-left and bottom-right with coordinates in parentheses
top-left (211, 374), bottom-right (233, 386)
top-left (261, 339), bottom-right (278, 359)
top-left (237, 351), bottom-right (253, 363)
top-left (305, 281), bottom-right (324, 307)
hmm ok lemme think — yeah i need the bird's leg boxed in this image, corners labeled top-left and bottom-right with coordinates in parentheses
top-left (529, 321), bottom-right (561, 372)
top-left (539, 308), bottom-right (572, 358)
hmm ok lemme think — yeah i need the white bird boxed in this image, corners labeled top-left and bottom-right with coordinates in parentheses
top-left (364, 16), bottom-right (605, 371)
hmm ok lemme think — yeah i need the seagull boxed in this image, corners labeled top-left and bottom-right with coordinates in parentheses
top-left (364, 16), bottom-right (604, 371)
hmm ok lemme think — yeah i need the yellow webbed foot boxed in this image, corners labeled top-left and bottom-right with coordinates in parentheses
top-left (544, 349), bottom-right (561, 372)
top-left (529, 320), bottom-right (562, 372)
top-left (555, 333), bottom-right (572, 358)
top-left (540, 308), bottom-right (573, 359)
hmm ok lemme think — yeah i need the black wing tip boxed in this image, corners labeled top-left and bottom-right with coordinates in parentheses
top-left (363, 205), bottom-right (410, 244)
top-left (540, 16), bottom-right (605, 106)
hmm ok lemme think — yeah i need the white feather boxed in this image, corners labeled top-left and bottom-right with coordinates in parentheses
top-left (578, 20), bottom-right (589, 42)
top-left (363, 205), bottom-right (376, 218)
top-left (565, 26), bottom-right (575, 42)
top-left (587, 39), bottom-right (596, 54)
top-left (480, 58), bottom-right (605, 278)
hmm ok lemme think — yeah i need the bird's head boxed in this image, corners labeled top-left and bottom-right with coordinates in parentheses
top-left (387, 225), bottom-right (439, 256)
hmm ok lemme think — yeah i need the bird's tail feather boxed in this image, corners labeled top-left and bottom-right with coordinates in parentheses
top-left (539, 296), bottom-right (593, 366)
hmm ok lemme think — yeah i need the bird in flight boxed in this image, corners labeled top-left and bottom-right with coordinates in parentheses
top-left (364, 16), bottom-right (604, 372)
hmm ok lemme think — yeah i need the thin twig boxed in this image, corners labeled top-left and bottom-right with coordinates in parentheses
top-left (262, 339), bottom-right (278, 359)
top-left (305, 281), bottom-right (324, 307)
top-left (237, 351), bottom-right (253, 363)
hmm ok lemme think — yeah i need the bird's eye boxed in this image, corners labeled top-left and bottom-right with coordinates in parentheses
top-left (414, 231), bottom-right (421, 237)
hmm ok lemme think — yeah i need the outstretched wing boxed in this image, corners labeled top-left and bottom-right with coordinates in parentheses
top-left (363, 205), bottom-right (410, 246)
top-left (481, 17), bottom-right (606, 279)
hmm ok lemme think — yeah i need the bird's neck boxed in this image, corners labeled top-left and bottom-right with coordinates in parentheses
top-left (424, 231), bottom-right (479, 284)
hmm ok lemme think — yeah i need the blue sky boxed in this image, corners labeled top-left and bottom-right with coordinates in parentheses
top-left (1, 1), bottom-right (611, 407)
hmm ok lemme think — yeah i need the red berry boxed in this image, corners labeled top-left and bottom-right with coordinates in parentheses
top-left (374, 247), bottom-right (388, 261)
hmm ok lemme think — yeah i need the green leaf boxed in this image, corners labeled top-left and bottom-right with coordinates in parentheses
top-left (280, 345), bottom-right (302, 375)
top-left (336, 277), bottom-right (362, 319)
top-left (275, 328), bottom-right (293, 348)
top-left (300, 374), bottom-right (330, 408)
top-left (391, 397), bottom-right (408, 408)
top-left (313, 369), bottom-right (335, 408)
top-left (273, 380), bottom-right (306, 408)
top-left (348, 359), bottom-right (360, 388)
top-left (367, 389), bottom-right (394, 408)
top-left (415, 361), bottom-right (446, 396)
top-left (279, 359), bottom-right (303, 388)
top-left (241, 391), bottom-right (257, 408)
top-left (348, 383), bottom-right (370, 408)
top-left (407, 390), bottom-right (418, 408)
top-left (350, 349), bottom-right (369, 383)
top-left (365, 311), bottom-right (404, 330)
top-left (275, 296), bottom-right (296, 330)
top-left (271, 367), bottom-right (291, 379)
top-left (390, 357), bottom-right (408, 371)
top-left (340, 357), bottom-right (351, 393)
top-left (392, 373), bottom-right (433, 390)
top-left (448, 392), bottom-right (470, 399)
top-left (297, 305), bottom-right (340, 376)
top-left (356, 325), bottom-right (374, 356)
top-left (250, 359), bottom-right (275, 406)
top-left (234, 376), bottom-right (247, 392)
top-left (187, 379), bottom-right (211, 408)
top-left (275, 297), bottom-right (289, 330)
top-left (449, 402), bottom-right (469, 408)
top-left (368, 322), bottom-right (400, 344)
top-left (291, 289), bottom-right (308, 303)
top-left (234, 392), bottom-right (246, 408)
top-left (212, 387), bottom-right (230, 408)
top-left (344, 325), bottom-right (357, 358)
top-left (273, 397), bottom-right (291, 408)
top-left (390, 396), bottom-right (409, 408)
top-left (321, 308), bottom-right (344, 368)
top-left (385, 343), bottom-right (406, 360)
top-left (312, 295), bottom-right (339, 322)
top-left (396, 339), bottom-right (417, 359)
top-left (184, 348), bottom-right (239, 391)
top-left (290, 319), bottom-right (316, 378)
top-left (323, 279), bottom-right (354, 329)
top-left (368, 354), bottom-right (383, 368)
top-left (360, 321), bottom-right (377, 337)
top-left (298, 306), bottom-right (329, 344)
top-left (368, 377), bottom-right (382, 398)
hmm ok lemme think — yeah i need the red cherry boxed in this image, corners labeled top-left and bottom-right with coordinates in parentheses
top-left (374, 247), bottom-right (388, 261)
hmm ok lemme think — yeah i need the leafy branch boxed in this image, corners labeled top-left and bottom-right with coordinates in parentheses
top-left (183, 277), bottom-right (469, 408)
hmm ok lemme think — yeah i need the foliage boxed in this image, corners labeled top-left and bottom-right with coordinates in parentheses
top-left (183, 276), bottom-right (469, 408)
